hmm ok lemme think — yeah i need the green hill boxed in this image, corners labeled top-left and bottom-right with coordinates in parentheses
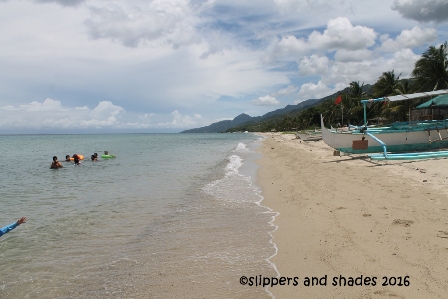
top-left (181, 84), bottom-right (373, 133)
top-left (180, 98), bottom-right (323, 133)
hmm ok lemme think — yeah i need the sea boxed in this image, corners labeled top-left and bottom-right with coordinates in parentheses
top-left (0, 133), bottom-right (278, 299)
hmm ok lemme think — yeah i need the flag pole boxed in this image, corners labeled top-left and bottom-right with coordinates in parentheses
top-left (334, 94), bottom-right (343, 127)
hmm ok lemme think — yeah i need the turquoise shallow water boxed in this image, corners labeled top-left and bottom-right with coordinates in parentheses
top-left (0, 133), bottom-right (277, 298)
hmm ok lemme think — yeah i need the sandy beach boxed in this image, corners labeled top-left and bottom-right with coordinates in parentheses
top-left (257, 133), bottom-right (448, 299)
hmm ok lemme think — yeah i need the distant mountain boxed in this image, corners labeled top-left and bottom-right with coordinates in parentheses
top-left (181, 113), bottom-right (258, 133)
top-left (181, 85), bottom-right (373, 133)
top-left (180, 98), bottom-right (326, 133)
top-left (181, 97), bottom-right (326, 133)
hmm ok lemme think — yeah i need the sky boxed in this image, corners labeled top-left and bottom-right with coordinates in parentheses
top-left (1, 0), bottom-right (448, 133)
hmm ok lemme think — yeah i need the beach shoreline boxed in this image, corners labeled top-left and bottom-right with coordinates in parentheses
top-left (256, 133), bottom-right (448, 299)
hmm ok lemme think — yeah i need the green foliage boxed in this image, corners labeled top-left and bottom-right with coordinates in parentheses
top-left (372, 70), bottom-right (401, 98)
top-left (412, 42), bottom-right (448, 91)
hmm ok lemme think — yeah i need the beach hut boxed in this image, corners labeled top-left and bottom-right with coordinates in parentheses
top-left (412, 94), bottom-right (448, 120)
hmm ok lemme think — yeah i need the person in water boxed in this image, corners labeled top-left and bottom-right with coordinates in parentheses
top-left (1, 217), bottom-right (26, 237)
top-left (91, 153), bottom-right (98, 161)
top-left (72, 154), bottom-right (81, 165)
top-left (65, 155), bottom-right (71, 162)
top-left (50, 156), bottom-right (63, 169)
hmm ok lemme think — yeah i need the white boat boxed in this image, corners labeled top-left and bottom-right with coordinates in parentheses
top-left (321, 90), bottom-right (448, 155)
top-left (296, 130), bottom-right (322, 141)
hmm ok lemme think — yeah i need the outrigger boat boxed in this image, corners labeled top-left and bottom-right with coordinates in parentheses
top-left (296, 129), bottom-right (322, 141)
top-left (320, 90), bottom-right (448, 159)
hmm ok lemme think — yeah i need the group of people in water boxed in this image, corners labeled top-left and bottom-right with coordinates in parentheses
top-left (50, 153), bottom-right (99, 169)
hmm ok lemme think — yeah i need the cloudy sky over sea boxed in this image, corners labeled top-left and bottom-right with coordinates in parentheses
top-left (1, 0), bottom-right (448, 132)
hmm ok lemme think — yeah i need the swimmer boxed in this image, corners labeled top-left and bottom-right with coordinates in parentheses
top-left (1, 217), bottom-right (26, 237)
top-left (91, 153), bottom-right (98, 161)
top-left (65, 155), bottom-right (71, 162)
top-left (50, 156), bottom-right (63, 169)
top-left (72, 154), bottom-right (81, 165)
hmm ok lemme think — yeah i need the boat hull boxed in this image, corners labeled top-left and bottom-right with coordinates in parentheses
top-left (320, 116), bottom-right (448, 154)
top-left (296, 132), bottom-right (322, 142)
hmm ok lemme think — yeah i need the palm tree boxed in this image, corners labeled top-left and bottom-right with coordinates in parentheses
top-left (349, 81), bottom-right (365, 99)
top-left (370, 70), bottom-right (401, 121)
top-left (394, 79), bottom-right (415, 121)
top-left (372, 70), bottom-right (401, 98)
top-left (380, 79), bottom-right (419, 122)
top-left (412, 41), bottom-right (448, 91)
top-left (345, 81), bottom-right (366, 125)
top-left (395, 79), bottom-right (413, 95)
top-left (298, 106), bottom-right (320, 129)
top-left (320, 98), bottom-right (339, 127)
top-left (381, 101), bottom-right (408, 122)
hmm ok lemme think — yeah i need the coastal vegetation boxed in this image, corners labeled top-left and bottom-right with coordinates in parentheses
top-left (227, 41), bottom-right (448, 133)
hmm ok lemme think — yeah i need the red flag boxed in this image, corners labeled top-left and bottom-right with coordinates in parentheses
top-left (334, 95), bottom-right (342, 105)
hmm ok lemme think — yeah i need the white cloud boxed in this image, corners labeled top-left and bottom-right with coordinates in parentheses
top-left (0, 105), bottom-right (16, 111)
top-left (18, 98), bottom-right (63, 112)
top-left (378, 26), bottom-right (438, 52)
top-left (91, 101), bottom-right (124, 119)
top-left (268, 35), bottom-right (309, 62)
top-left (84, 1), bottom-right (200, 48)
top-left (160, 110), bottom-right (204, 128)
top-left (267, 17), bottom-right (378, 64)
top-left (295, 81), bottom-right (336, 104)
top-left (277, 85), bottom-right (298, 96)
top-left (308, 17), bottom-right (377, 51)
top-left (322, 61), bottom-right (378, 86)
top-left (334, 49), bottom-right (375, 63)
top-left (251, 95), bottom-right (280, 106)
top-left (379, 48), bottom-right (420, 78)
top-left (0, 99), bottom-right (126, 130)
top-left (266, 17), bottom-right (431, 102)
top-left (320, 47), bottom-right (419, 88)
top-left (298, 55), bottom-right (330, 77)
top-left (0, 99), bottom-right (211, 131)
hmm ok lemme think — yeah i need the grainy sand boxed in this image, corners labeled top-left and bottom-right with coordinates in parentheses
top-left (257, 133), bottom-right (448, 299)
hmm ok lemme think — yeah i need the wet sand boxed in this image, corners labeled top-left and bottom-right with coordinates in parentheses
top-left (257, 133), bottom-right (448, 299)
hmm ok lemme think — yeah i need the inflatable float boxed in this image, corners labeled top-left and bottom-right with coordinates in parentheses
top-left (70, 154), bottom-right (84, 161)
top-left (101, 151), bottom-right (116, 159)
